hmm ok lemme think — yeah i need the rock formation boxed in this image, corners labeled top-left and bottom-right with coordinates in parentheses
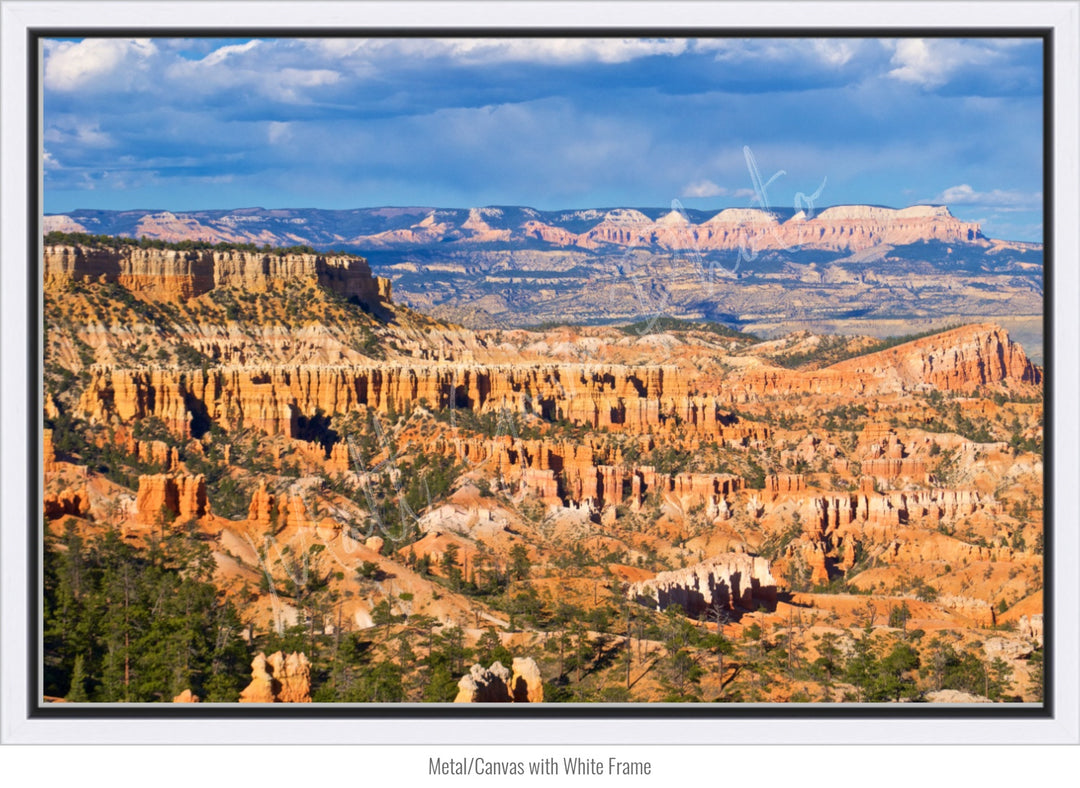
top-left (246, 481), bottom-right (277, 527)
top-left (763, 483), bottom-right (992, 586)
top-left (43, 244), bottom-right (389, 308)
top-left (453, 657), bottom-right (544, 703)
top-left (829, 323), bottom-right (1042, 391)
top-left (43, 485), bottom-right (91, 520)
top-left (238, 651), bottom-right (311, 703)
top-left (47, 204), bottom-right (983, 254)
top-left (172, 689), bottom-right (200, 703)
top-left (1018, 614), bottom-right (1044, 646)
top-left (562, 204), bottom-right (981, 254)
top-left (924, 689), bottom-right (991, 703)
top-left (509, 656), bottom-right (545, 703)
top-left (39, 224), bottom-right (1045, 705)
top-left (43, 429), bottom-right (58, 472)
top-left (855, 423), bottom-right (929, 480)
top-left (77, 362), bottom-right (772, 449)
top-left (983, 637), bottom-right (1034, 662)
top-left (629, 554), bottom-right (777, 616)
top-left (134, 474), bottom-right (209, 527)
top-left (937, 595), bottom-right (995, 628)
top-left (449, 433), bottom-right (748, 511)
top-left (107, 426), bottom-right (180, 472)
top-left (766, 473), bottom-right (805, 496)
top-left (733, 324), bottom-right (1040, 401)
top-left (454, 662), bottom-right (513, 703)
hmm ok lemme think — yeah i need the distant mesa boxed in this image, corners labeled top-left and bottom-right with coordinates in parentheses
top-left (43, 242), bottom-right (391, 309)
top-left (656, 209), bottom-right (691, 227)
top-left (706, 207), bottom-right (778, 224)
top-left (43, 202), bottom-right (997, 254)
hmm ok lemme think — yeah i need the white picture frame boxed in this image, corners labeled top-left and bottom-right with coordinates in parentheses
top-left (2, 1), bottom-right (1077, 752)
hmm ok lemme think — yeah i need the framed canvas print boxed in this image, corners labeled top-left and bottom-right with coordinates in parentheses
top-left (2, 0), bottom-right (1077, 752)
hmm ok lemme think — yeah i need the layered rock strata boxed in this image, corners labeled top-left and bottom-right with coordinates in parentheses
top-left (46, 204), bottom-right (986, 254)
top-left (43, 244), bottom-right (388, 306)
top-left (245, 481), bottom-right (323, 532)
top-left (732, 324), bottom-right (1040, 400)
top-left (134, 474), bottom-right (209, 527)
top-left (451, 434), bottom-right (743, 511)
top-left (773, 488), bottom-right (988, 539)
top-left (857, 424), bottom-right (928, 480)
top-left (769, 484), bottom-right (1000, 586)
top-left (828, 324), bottom-right (1042, 391)
top-left (77, 325), bottom-right (1036, 443)
top-left (571, 205), bottom-right (981, 253)
top-left (76, 363), bottom-right (767, 444)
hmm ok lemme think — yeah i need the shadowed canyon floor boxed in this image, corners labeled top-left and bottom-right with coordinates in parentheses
top-left (42, 239), bottom-right (1044, 705)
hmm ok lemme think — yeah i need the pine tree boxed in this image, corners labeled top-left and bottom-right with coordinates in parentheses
top-left (65, 655), bottom-right (90, 702)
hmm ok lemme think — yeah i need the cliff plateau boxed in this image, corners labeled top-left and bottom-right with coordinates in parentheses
top-left (44, 244), bottom-right (390, 307)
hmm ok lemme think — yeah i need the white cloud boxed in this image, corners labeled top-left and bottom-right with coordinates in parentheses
top-left (811, 40), bottom-right (855, 67)
top-left (308, 39), bottom-right (365, 58)
top-left (450, 38), bottom-right (689, 64)
top-left (43, 38), bottom-right (157, 91)
top-left (887, 39), bottom-right (999, 88)
top-left (693, 38), bottom-right (870, 70)
top-left (681, 179), bottom-right (727, 198)
top-left (200, 40), bottom-right (261, 67)
top-left (309, 37), bottom-right (688, 66)
top-left (44, 119), bottom-right (114, 149)
top-left (279, 68), bottom-right (340, 87)
top-left (268, 68), bottom-right (341, 102)
top-left (925, 183), bottom-right (1042, 209)
top-left (267, 121), bottom-right (292, 144)
top-left (888, 39), bottom-right (938, 85)
top-left (164, 46), bottom-right (340, 104)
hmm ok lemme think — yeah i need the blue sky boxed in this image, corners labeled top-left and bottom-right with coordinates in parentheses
top-left (42, 36), bottom-right (1044, 241)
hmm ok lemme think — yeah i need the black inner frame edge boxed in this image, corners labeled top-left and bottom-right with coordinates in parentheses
top-left (25, 25), bottom-right (1056, 721)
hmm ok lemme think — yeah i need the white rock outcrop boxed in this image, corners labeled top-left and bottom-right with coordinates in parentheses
top-left (628, 553), bottom-right (777, 616)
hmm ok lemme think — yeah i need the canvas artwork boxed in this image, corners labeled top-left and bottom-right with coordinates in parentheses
top-left (39, 35), bottom-right (1046, 707)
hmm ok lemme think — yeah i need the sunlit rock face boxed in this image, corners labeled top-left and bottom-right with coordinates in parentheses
top-left (44, 244), bottom-right (387, 306)
top-left (629, 553), bottom-right (778, 616)
top-left (238, 651), bottom-right (311, 703)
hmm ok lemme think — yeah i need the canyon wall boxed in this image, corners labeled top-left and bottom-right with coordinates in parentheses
top-left (450, 433), bottom-right (744, 510)
top-left (43, 244), bottom-right (389, 306)
top-left (76, 362), bottom-right (769, 444)
top-left (732, 324), bottom-right (1040, 400)
top-left (828, 323), bottom-right (1042, 390)
top-left (76, 361), bottom-right (767, 510)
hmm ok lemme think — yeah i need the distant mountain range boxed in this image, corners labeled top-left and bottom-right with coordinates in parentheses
top-left (43, 204), bottom-right (1040, 256)
top-left (42, 203), bottom-right (1044, 358)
